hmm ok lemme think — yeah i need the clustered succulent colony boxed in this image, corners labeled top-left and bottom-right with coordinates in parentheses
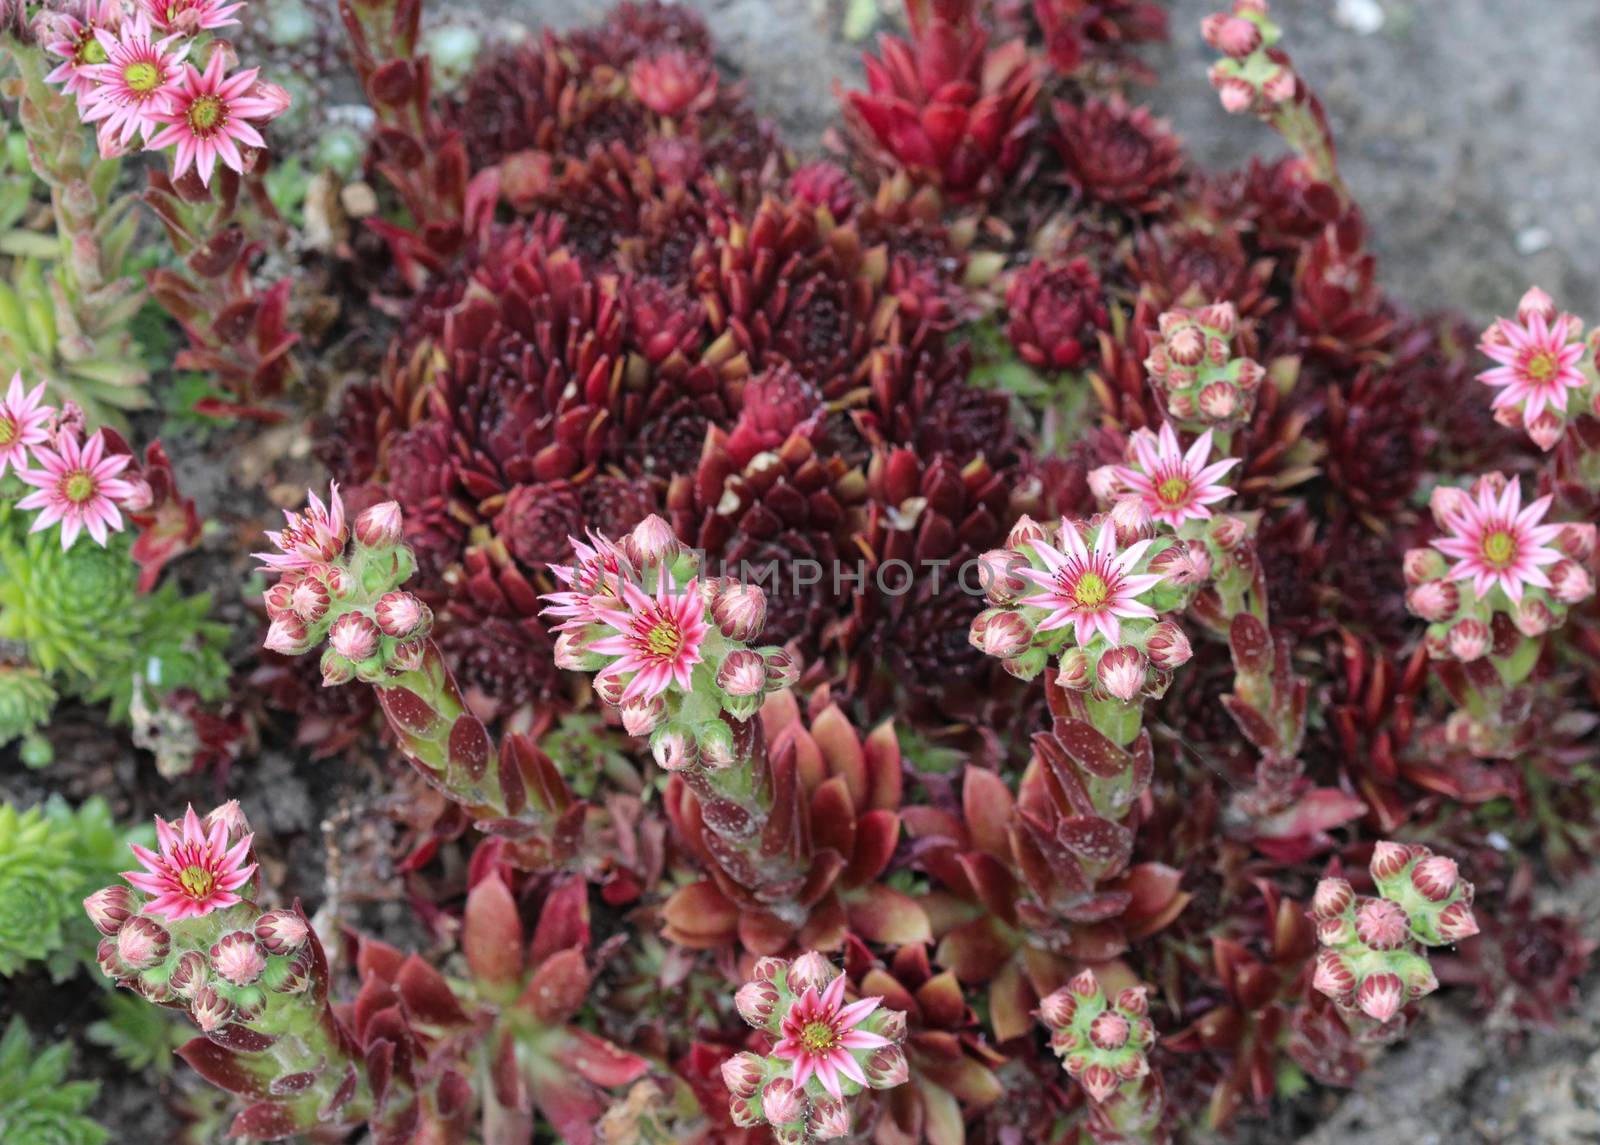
top-left (0, 0), bottom-right (1594, 1140)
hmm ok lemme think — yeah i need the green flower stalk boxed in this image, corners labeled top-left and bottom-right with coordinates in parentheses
top-left (1309, 841), bottom-right (1480, 1026)
top-left (259, 488), bottom-right (574, 840)
top-left (0, 1018), bottom-right (108, 1145)
top-left (0, 27), bottom-right (148, 421)
top-left (1037, 969), bottom-right (1166, 1144)
top-left (544, 516), bottom-right (816, 916)
top-left (83, 802), bottom-right (399, 1140)
top-left (727, 952), bottom-right (909, 1141)
top-left (1204, 0), bottom-right (1344, 198)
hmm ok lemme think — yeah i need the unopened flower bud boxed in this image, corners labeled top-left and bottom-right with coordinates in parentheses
top-left (761, 1077), bottom-right (804, 1125)
top-left (1311, 877), bottom-right (1354, 920)
top-left (254, 910), bottom-right (310, 955)
top-left (1204, 13), bottom-right (1262, 58)
top-left (1167, 324), bottom-right (1204, 367)
top-left (696, 720), bottom-right (738, 769)
top-left (1549, 559), bottom-right (1595, 604)
top-left (1403, 547), bottom-right (1448, 585)
top-left (620, 695), bottom-right (665, 736)
top-left (751, 955), bottom-right (788, 982)
top-left (1057, 647), bottom-right (1092, 689)
top-left (1315, 915), bottom-right (1356, 946)
top-left (274, 956), bottom-right (313, 995)
top-left (787, 951), bottom-right (835, 994)
top-left (1447, 618), bottom-right (1489, 661)
top-left (713, 583), bottom-right (766, 641)
top-left (872, 1007), bottom-right (908, 1042)
top-left (1311, 949), bottom-right (1355, 1001)
top-left (328, 612), bottom-right (382, 662)
top-left (553, 631), bottom-right (592, 671)
top-left (1069, 969), bottom-right (1101, 998)
top-left (810, 1097), bottom-right (851, 1139)
top-left (117, 917), bottom-right (171, 969)
top-left (763, 648), bottom-right (800, 690)
top-left (628, 515), bottom-right (681, 566)
top-left (1233, 357), bottom-right (1265, 392)
top-left (290, 576), bottom-right (331, 623)
top-left (717, 649), bottom-right (768, 696)
top-left (735, 979), bottom-right (779, 1028)
top-left (1517, 286), bottom-right (1556, 323)
top-left (721, 1050), bottom-right (765, 1097)
top-left (374, 591), bottom-right (428, 638)
top-left (1080, 1062), bottom-right (1120, 1103)
top-left (1410, 855), bottom-right (1459, 902)
top-left (83, 886), bottom-right (137, 935)
top-left (354, 501), bottom-right (403, 549)
top-left (169, 950), bottom-right (209, 997)
top-left (1557, 523), bottom-right (1597, 560)
top-left (1088, 1011), bottom-right (1130, 1050)
top-left (977, 548), bottom-right (1029, 604)
top-left (972, 608), bottom-right (1033, 660)
top-left (1354, 899), bottom-right (1410, 951)
top-left (1198, 380), bottom-right (1240, 421)
top-left (389, 638), bottom-right (427, 672)
top-left (1215, 74), bottom-right (1255, 113)
top-left (1037, 987), bottom-right (1077, 1028)
top-left (1355, 971), bottom-right (1405, 1022)
top-left (1526, 410), bottom-right (1565, 452)
top-left (1087, 465), bottom-right (1122, 503)
top-left (650, 725), bottom-right (697, 771)
top-left (1006, 515), bottom-right (1048, 550)
top-left (210, 931), bottom-right (267, 986)
top-left (1369, 840), bottom-right (1415, 881)
top-left (1514, 597), bottom-right (1555, 637)
top-left (264, 580), bottom-right (297, 619)
top-left (864, 1044), bottom-right (910, 1088)
top-left (1003, 647), bottom-right (1048, 681)
top-left (1108, 497), bottom-right (1153, 545)
top-left (1096, 645), bottom-right (1147, 701)
top-left (1116, 986), bottom-right (1150, 1017)
top-left (1150, 540), bottom-right (1211, 584)
top-left (1406, 580), bottom-right (1459, 623)
top-left (264, 615), bottom-right (313, 656)
top-left (1429, 485), bottom-right (1471, 528)
top-left (1261, 64), bottom-right (1296, 103)
top-left (1436, 900), bottom-right (1481, 941)
top-left (95, 938), bottom-right (127, 981)
top-left (189, 985), bottom-right (233, 1032)
top-left (1144, 621), bottom-right (1192, 671)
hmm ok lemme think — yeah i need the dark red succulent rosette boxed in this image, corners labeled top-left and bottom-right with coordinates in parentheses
top-left (1050, 95), bottom-right (1186, 215)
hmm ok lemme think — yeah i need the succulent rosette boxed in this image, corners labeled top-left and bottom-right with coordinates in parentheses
top-left (726, 952), bottom-right (909, 1141)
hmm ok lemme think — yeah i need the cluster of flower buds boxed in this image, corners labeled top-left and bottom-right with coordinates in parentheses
top-left (725, 952), bottom-right (909, 1143)
top-left (1309, 841), bottom-right (1479, 1025)
top-left (1475, 287), bottom-right (1596, 452)
top-left (258, 488), bottom-right (433, 685)
top-left (970, 513), bottom-right (1201, 702)
top-left (0, 372), bottom-right (152, 549)
top-left (1143, 302), bottom-right (1264, 429)
top-left (542, 516), bottom-right (798, 772)
top-left (1404, 473), bottom-right (1595, 662)
top-left (1203, 1), bottom-right (1296, 117)
top-left (1037, 970), bottom-right (1165, 1138)
top-left (39, 0), bottom-right (290, 186)
top-left (82, 803), bottom-right (372, 1135)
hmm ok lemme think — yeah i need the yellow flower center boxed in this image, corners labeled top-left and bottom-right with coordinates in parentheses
top-left (125, 60), bottom-right (161, 93)
top-left (178, 865), bottom-right (216, 898)
top-left (644, 617), bottom-right (682, 660)
top-left (188, 94), bottom-right (226, 134)
top-left (1482, 530), bottom-right (1516, 567)
top-left (1156, 475), bottom-right (1190, 505)
top-left (800, 1020), bottom-right (839, 1053)
top-left (1073, 571), bottom-right (1110, 609)
top-left (1525, 351), bottom-right (1558, 383)
top-left (79, 37), bottom-right (108, 66)
top-left (0, 417), bottom-right (16, 447)
top-left (63, 471), bottom-right (95, 503)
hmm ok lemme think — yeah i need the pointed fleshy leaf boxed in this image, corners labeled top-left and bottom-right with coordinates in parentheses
top-left (846, 883), bottom-right (932, 945)
top-left (515, 947), bottom-right (591, 1025)
top-left (464, 872), bottom-right (524, 988)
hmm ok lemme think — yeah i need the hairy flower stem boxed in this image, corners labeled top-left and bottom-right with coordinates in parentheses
top-left (1, 41), bottom-right (148, 416)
